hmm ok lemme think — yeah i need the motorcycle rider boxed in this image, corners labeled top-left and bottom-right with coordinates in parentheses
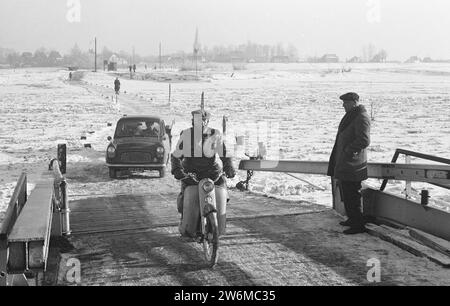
top-left (171, 109), bottom-right (236, 216)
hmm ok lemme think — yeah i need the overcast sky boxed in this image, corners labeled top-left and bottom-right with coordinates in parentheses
top-left (1, 0), bottom-right (450, 60)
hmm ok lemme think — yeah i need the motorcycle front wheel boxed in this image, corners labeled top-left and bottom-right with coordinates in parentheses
top-left (202, 212), bottom-right (219, 267)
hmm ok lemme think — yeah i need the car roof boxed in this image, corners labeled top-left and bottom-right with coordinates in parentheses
top-left (118, 115), bottom-right (162, 122)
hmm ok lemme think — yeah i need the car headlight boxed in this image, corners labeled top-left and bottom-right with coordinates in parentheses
top-left (202, 181), bottom-right (215, 193)
top-left (107, 145), bottom-right (116, 158)
top-left (156, 147), bottom-right (164, 154)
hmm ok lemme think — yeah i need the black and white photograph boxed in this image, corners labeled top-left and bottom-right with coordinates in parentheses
top-left (0, 0), bottom-right (449, 291)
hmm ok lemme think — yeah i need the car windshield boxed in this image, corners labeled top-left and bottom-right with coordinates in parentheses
top-left (115, 119), bottom-right (161, 138)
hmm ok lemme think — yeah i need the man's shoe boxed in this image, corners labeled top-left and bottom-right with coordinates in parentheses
top-left (339, 219), bottom-right (353, 226)
top-left (343, 227), bottom-right (366, 235)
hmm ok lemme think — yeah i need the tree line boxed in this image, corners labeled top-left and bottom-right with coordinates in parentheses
top-left (1, 42), bottom-right (446, 68)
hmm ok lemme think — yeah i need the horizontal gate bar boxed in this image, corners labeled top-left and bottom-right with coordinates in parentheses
top-left (239, 160), bottom-right (450, 184)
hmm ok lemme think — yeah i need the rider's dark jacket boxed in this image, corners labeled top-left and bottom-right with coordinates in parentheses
top-left (171, 126), bottom-right (234, 182)
top-left (114, 79), bottom-right (120, 89)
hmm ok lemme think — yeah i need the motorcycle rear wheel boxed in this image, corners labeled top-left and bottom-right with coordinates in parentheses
top-left (202, 212), bottom-right (219, 267)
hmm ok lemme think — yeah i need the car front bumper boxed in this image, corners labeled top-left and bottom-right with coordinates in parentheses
top-left (106, 163), bottom-right (166, 169)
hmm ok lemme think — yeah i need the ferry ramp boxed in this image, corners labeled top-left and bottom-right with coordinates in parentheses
top-left (45, 175), bottom-right (449, 286)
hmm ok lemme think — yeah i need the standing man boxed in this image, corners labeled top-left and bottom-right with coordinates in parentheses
top-left (327, 92), bottom-right (371, 235)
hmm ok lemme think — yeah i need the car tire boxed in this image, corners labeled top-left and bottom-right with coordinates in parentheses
top-left (109, 168), bottom-right (117, 179)
top-left (159, 168), bottom-right (166, 178)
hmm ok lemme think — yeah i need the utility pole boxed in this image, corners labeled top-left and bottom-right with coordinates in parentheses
top-left (159, 42), bottom-right (162, 69)
top-left (193, 27), bottom-right (200, 76)
top-left (94, 37), bottom-right (97, 72)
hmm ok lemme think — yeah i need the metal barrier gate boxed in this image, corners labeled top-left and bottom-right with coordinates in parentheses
top-left (238, 149), bottom-right (450, 241)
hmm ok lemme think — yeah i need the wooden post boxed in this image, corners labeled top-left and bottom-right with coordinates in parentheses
top-left (57, 144), bottom-right (66, 174)
top-left (168, 83), bottom-right (171, 103)
top-left (222, 116), bottom-right (227, 134)
top-left (201, 92), bottom-right (204, 111)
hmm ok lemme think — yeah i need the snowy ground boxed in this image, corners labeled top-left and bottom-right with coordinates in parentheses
top-left (1, 63), bottom-right (450, 224)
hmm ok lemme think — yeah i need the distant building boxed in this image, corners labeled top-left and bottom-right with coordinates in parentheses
top-left (107, 54), bottom-right (128, 71)
top-left (271, 55), bottom-right (290, 63)
top-left (320, 54), bottom-right (339, 63)
top-left (347, 56), bottom-right (362, 63)
top-left (107, 55), bottom-right (118, 71)
top-left (405, 56), bottom-right (421, 63)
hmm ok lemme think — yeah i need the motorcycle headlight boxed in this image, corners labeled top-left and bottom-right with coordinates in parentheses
top-left (202, 181), bottom-right (214, 193)
top-left (107, 145), bottom-right (116, 158)
top-left (205, 195), bottom-right (214, 204)
top-left (156, 147), bottom-right (164, 154)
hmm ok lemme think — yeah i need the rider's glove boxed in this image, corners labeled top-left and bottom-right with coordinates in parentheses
top-left (224, 166), bottom-right (236, 179)
top-left (173, 168), bottom-right (187, 180)
top-left (180, 176), bottom-right (197, 185)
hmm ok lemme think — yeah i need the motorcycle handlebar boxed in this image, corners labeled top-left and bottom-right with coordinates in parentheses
top-left (181, 171), bottom-right (225, 183)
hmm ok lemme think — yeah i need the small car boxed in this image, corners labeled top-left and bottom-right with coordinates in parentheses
top-left (106, 115), bottom-right (172, 178)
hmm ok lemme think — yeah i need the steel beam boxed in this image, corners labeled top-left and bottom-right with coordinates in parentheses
top-left (7, 179), bottom-right (54, 273)
top-left (239, 160), bottom-right (329, 175)
top-left (363, 188), bottom-right (450, 241)
top-left (238, 160), bottom-right (450, 184)
top-left (0, 239), bottom-right (7, 286)
top-left (1, 173), bottom-right (27, 285)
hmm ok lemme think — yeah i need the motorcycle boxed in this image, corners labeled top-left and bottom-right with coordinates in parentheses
top-left (179, 172), bottom-right (228, 267)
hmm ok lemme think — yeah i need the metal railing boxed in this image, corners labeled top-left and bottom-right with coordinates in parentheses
top-left (49, 158), bottom-right (71, 236)
top-left (380, 149), bottom-right (450, 194)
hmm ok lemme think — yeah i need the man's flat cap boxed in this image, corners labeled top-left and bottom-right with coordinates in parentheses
top-left (339, 92), bottom-right (359, 101)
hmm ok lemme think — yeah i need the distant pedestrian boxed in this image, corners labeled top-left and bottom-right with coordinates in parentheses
top-left (133, 64), bottom-right (136, 73)
top-left (69, 72), bottom-right (72, 81)
top-left (114, 77), bottom-right (120, 94)
top-left (327, 92), bottom-right (371, 235)
top-left (145, 64), bottom-right (148, 70)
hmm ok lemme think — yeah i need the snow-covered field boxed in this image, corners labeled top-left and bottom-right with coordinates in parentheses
top-left (1, 63), bottom-right (450, 222)
top-left (0, 67), bottom-right (121, 221)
